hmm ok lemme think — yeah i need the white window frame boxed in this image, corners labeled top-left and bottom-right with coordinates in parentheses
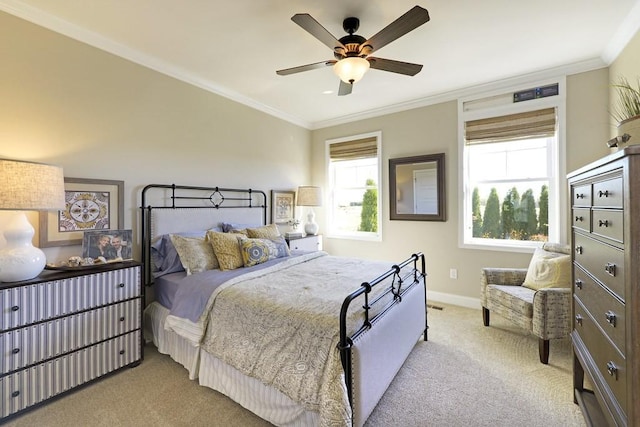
top-left (326, 131), bottom-right (382, 241)
top-left (458, 78), bottom-right (567, 252)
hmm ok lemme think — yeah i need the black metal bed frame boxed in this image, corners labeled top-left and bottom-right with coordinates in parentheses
top-left (140, 183), bottom-right (428, 423)
top-left (338, 252), bottom-right (428, 408)
top-left (140, 184), bottom-right (267, 287)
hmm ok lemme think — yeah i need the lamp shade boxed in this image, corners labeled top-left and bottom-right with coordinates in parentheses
top-left (0, 159), bottom-right (65, 211)
top-left (296, 186), bottom-right (322, 207)
top-left (333, 57), bottom-right (370, 84)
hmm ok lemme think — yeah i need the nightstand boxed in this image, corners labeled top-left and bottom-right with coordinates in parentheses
top-left (0, 261), bottom-right (143, 421)
top-left (286, 234), bottom-right (323, 252)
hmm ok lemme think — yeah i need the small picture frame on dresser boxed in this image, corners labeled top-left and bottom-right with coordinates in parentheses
top-left (82, 229), bottom-right (133, 262)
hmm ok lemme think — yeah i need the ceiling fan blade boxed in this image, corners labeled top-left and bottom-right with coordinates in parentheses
top-left (291, 14), bottom-right (347, 54)
top-left (360, 6), bottom-right (430, 55)
top-left (276, 60), bottom-right (336, 76)
top-left (367, 57), bottom-right (423, 76)
top-left (338, 80), bottom-right (353, 96)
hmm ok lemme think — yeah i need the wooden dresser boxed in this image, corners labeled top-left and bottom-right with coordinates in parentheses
top-left (0, 261), bottom-right (143, 421)
top-left (568, 147), bottom-right (640, 426)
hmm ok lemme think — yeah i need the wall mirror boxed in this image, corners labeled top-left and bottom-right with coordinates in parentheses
top-left (389, 153), bottom-right (445, 221)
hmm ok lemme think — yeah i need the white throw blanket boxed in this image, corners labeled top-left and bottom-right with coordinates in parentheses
top-left (200, 254), bottom-right (395, 427)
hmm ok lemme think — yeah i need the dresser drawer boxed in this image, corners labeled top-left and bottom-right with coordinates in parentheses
top-left (572, 208), bottom-right (591, 232)
top-left (573, 299), bottom-right (627, 414)
top-left (592, 176), bottom-right (623, 208)
top-left (573, 266), bottom-right (625, 355)
top-left (0, 299), bottom-right (140, 375)
top-left (574, 233), bottom-right (625, 300)
top-left (0, 330), bottom-right (140, 418)
top-left (1, 266), bottom-right (140, 331)
top-left (572, 184), bottom-right (592, 207)
top-left (591, 209), bottom-right (623, 244)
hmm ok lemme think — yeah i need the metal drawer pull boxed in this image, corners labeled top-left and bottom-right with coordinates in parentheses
top-left (575, 246), bottom-right (583, 255)
top-left (576, 193), bottom-right (585, 199)
top-left (598, 190), bottom-right (610, 197)
top-left (575, 314), bottom-right (583, 326)
top-left (11, 348), bottom-right (20, 355)
top-left (604, 262), bottom-right (616, 277)
top-left (605, 311), bottom-right (617, 327)
top-left (598, 219), bottom-right (609, 227)
top-left (606, 361), bottom-right (618, 379)
top-left (575, 279), bottom-right (583, 289)
top-left (119, 350), bottom-right (125, 355)
top-left (118, 283), bottom-right (125, 288)
top-left (119, 317), bottom-right (125, 322)
top-left (11, 391), bottom-right (20, 398)
top-left (11, 305), bottom-right (19, 312)
top-left (575, 216), bottom-right (583, 222)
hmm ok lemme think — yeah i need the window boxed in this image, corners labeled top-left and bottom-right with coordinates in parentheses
top-left (460, 86), bottom-right (565, 250)
top-left (326, 132), bottom-right (382, 240)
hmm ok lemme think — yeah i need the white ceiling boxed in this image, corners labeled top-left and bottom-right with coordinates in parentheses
top-left (2, 0), bottom-right (640, 129)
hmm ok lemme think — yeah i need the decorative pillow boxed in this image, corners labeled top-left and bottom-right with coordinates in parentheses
top-left (238, 236), bottom-right (291, 267)
top-left (169, 234), bottom-right (219, 275)
top-left (207, 231), bottom-right (245, 271)
top-left (246, 224), bottom-right (281, 239)
top-left (522, 248), bottom-right (571, 290)
top-left (151, 229), bottom-right (219, 277)
top-left (221, 222), bottom-right (261, 233)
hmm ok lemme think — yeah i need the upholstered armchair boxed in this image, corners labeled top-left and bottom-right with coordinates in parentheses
top-left (480, 242), bottom-right (572, 364)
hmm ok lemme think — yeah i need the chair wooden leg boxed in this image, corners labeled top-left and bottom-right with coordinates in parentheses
top-left (482, 307), bottom-right (490, 326)
top-left (539, 338), bottom-right (550, 364)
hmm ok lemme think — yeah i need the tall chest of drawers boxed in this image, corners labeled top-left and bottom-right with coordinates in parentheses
top-left (568, 147), bottom-right (640, 426)
top-left (0, 261), bottom-right (143, 421)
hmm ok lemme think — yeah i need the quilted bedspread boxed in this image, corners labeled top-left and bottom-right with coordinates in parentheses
top-left (200, 253), bottom-right (395, 427)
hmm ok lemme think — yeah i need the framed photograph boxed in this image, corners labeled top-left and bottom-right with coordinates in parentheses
top-left (82, 229), bottom-right (133, 262)
top-left (39, 178), bottom-right (124, 247)
top-left (271, 190), bottom-right (295, 225)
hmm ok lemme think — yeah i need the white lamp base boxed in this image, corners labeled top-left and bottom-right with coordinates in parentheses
top-left (0, 213), bottom-right (46, 282)
top-left (304, 209), bottom-right (319, 236)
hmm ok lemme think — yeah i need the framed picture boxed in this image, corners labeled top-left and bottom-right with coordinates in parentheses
top-left (39, 178), bottom-right (124, 247)
top-left (271, 190), bottom-right (295, 225)
top-left (82, 229), bottom-right (133, 261)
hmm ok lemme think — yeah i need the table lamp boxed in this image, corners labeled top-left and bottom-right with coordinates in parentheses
top-left (296, 186), bottom-right (322, 236)
top-left (0, 159), bottom-right (65, 282)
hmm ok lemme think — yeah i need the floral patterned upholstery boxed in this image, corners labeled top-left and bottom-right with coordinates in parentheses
top-left (480, 243), bottom-right (572, 364)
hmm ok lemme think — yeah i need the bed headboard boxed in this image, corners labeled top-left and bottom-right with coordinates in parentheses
top-left (140, 184), bottom-right (267, 286)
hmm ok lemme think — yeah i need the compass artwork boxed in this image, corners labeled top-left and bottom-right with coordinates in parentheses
top-left (59, 190), bottom-right (111, 231)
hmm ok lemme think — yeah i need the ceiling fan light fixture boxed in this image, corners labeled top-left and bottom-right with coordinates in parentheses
top-left (333, 57), bottom-right (370, 84)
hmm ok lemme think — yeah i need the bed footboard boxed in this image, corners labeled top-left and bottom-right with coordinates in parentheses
top-left (339, 253), bottom-right (427, 426)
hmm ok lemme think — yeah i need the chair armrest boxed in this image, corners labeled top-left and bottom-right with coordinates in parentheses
top-left (532, 287), bottom-right (572, 340)
top-left (480, 268), bottom-right (528, 307)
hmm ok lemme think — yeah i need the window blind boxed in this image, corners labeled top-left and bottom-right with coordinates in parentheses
top-left (329, 137), bottom-right (377, 161)
top-left (465, 107), bottom-right (556, 144)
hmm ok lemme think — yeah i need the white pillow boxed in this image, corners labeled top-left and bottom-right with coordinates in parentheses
top-left (522, 248), bottom-right (571, 291)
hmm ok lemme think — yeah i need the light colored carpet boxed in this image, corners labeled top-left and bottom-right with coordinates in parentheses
top-left (3, 303), bottom-right (586, 427)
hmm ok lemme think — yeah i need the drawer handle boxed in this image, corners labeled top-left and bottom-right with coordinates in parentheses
top-left (119, 350), bottom-right (125, 355)
top-left (119, 316), bottom-right (125, 322)
top-left (11, 391), bottom-right (20, 398)
top-left (606, 361), bottom-right (618, 379)
top-left (576, 193), bottom-right (585, 199)
top-left (598, 219), bottom-right (609, 227)
top-left (118, 283), bottom-right (125, 288)
top-left (11, 348), bottom-right (20, 355)
top-left (575, 279), bottom-right (583, 290)
top-left (575, 246), bottom-right (583, 255)
top-left (575, 216), bottom-right (583, 222)
top-left (605, 311), bottom-right (617, 327)
top-left (575, 314), bottom-right (583, 326)
top-left (598, 190), bottom-right (610, 198)
top-left (604, 262), bottom-right (616, 277)
top-left (11, 305), bottom-right (19, 312)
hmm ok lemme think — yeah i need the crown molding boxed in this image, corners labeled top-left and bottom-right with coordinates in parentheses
top-left (601, 0), bottom-right (640, 64)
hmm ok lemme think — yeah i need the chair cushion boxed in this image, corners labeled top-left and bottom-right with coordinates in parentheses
top-left (522, 248), bottom-right (571, 291)
top-left (487, 284), bottom-right (534, 320)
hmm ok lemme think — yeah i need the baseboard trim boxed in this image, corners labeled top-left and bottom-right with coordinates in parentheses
top-left (427, 290), bottom-right (480, 310)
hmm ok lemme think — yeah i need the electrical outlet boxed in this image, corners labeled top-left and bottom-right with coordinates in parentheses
top-left (450, 268), bottom-right (458, 279)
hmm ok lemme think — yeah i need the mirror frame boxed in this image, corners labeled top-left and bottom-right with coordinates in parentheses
top-left (389, 153), bottom-right (446, 221)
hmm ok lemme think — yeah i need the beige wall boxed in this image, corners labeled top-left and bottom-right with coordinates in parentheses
top-left (0, 12), bottom-right (310, 262)
top-left (311, 69), bottom-right (611, 307)
top-left (609, 28), bottom-right (640, 137)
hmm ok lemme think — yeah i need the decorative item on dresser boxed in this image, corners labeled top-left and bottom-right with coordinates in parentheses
top-left (0, 261), bottom-right (143, 421)
top-left (296, 185), bottom-right (322, 236)
top-left (568, 146), bottom-right (640, 426)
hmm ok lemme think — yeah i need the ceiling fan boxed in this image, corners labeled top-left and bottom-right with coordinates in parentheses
top-left (276, 6), bottom-right (430, 96)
